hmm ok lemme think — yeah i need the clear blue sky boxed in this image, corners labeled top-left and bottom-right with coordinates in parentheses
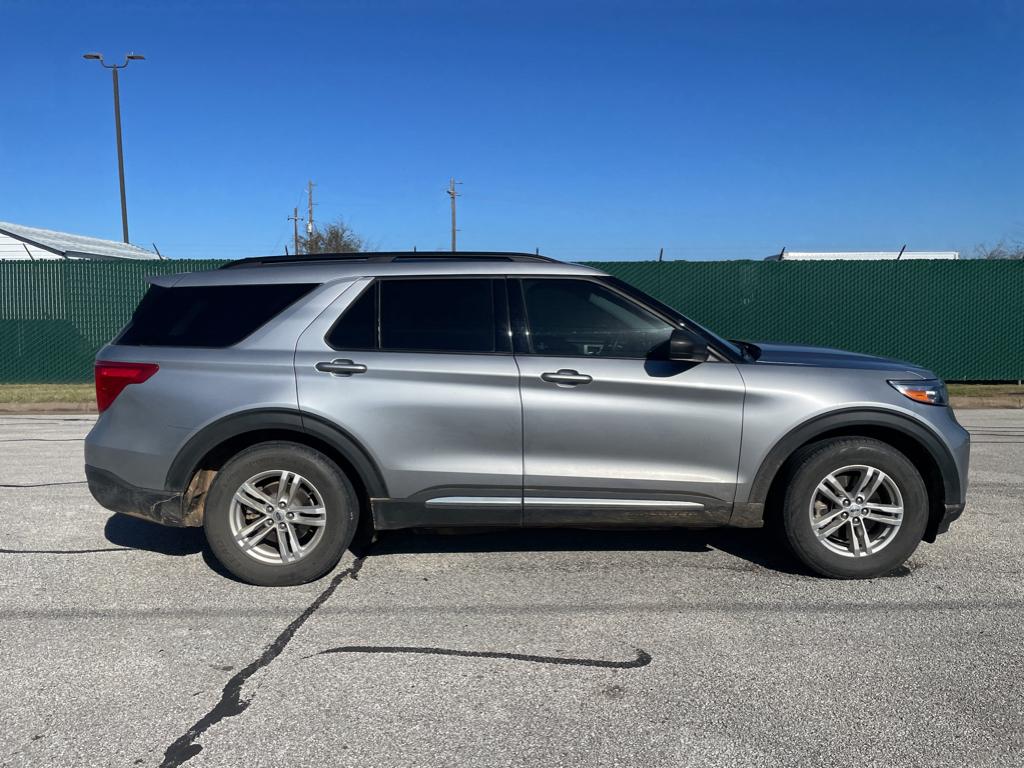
top-left (2, 0), bottom-right (1021, 261)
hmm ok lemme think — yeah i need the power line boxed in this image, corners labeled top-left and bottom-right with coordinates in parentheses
top-left (288, 207), bottom-right (304, 256)
top-left (307, 180), bottom-right (316, 236)
top-left (273, 185), bottom-right (307, 254)
top-left (446, 177), bottom-right (462, 252)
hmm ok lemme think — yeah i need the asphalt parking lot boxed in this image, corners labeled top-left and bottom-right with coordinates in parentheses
top-left (1, 412), bottom-right (1022, 768)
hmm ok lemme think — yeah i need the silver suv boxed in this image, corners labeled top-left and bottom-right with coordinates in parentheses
top-left (85, 252), bottom-right (969, 586)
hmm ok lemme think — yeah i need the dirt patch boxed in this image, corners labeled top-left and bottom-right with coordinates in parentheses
top-left (951, 396), bottom-right (1024, 409)
top-left (0, 402), bottom-right (97, 414)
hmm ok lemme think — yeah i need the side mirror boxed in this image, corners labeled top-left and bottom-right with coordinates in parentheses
top-left (668, 328), bottom-right (708, 363)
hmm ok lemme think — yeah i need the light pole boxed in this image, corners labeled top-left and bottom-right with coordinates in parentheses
top-left (83, 52), bottom-right (145, 243)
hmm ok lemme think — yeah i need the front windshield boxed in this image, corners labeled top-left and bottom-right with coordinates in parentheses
top-left (602, 277), bottom-right (744, 359)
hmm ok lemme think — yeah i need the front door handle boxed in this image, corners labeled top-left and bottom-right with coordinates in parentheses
top-left (540, 369), bottom-right (593, 386)
top-left (315, 359), bottom-right (368, 376)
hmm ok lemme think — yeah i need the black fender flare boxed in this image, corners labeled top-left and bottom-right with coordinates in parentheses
top-left (747, 407), bottom-right (961, 507)
top-left (164, 408), bottom-right (387, 498)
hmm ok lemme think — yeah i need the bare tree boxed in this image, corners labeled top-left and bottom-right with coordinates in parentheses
top-left (973, 239), bottom-right (1024, 259)
top-left (299, 218), bottom-right (367, 254)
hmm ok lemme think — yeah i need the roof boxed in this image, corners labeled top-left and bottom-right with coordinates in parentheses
top-left (769, 251), bottom-right (960, 261)
top-left (154, 253), bottom-right (605, 288)
top-left (0, 221), bottom-right (161, 260)
top-left (220, 251), bottom-right (556, 269)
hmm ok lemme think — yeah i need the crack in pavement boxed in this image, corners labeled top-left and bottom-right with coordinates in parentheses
top-left (158, 556), bottom-right (365, 768)
top-left (312, 645), bottom-right (653, 669)
top-left (0, 418), bottom-right (94, 424)
top-left (0, 547), bottom-right (131, 554)
top-left (0, 481), bottom-right (87, 488)
top-left (0, 437), bottom-right (85, 442)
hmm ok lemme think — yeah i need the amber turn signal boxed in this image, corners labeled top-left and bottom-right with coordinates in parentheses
top-left (888, 379), bottom-right (948, 406)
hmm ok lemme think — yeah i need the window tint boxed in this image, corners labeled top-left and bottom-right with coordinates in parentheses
top-left (603, 276), bottom-right (741, 359)
top-left (380, 278), bottom-right (505, 353)
top-left (326, 283), bottom-right (377, 350)
top-left (117, 283), bottom-right (316, 347)
top-left (519, 278), bottom-right (674, 358)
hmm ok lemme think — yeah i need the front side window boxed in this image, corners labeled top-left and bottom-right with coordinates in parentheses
top-left (518, 278), bottom-right (674, 358)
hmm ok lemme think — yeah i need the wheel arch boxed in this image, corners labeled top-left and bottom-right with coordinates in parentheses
top-left (164, 408), bottom-right (386, 526)
top-left (748, 408), bottom-right (959, 543)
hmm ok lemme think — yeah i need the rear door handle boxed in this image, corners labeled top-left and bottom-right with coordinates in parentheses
top-left (540, 369), bottom-right (593, 386)
top-left (315, 359), bottom-right (368, 376)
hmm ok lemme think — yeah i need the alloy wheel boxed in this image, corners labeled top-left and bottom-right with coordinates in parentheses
top-left (229, 470), bottom-right (327, 565)
top-left (808, 464), bottom-right (904, 558)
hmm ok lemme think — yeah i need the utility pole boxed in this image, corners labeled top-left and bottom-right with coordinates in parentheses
top-left (306, 180), bottom-right (316, 238)
top-left (288, 207), bottom-right (303, 256)
top-left (83, 52), bottom-right (145, 243)
top-left (446, 177), bottom-right (462, 252)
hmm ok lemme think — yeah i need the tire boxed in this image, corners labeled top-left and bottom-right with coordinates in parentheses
top-left (779, 437), bottom-right (928, 579)
top-left (203, 441), bottom-right (359, 586)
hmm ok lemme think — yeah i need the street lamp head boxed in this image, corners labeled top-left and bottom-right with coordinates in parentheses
top-left (126, 53), bottom-right (145, 60)
top-left (83, 52), bottom-right (103, 60)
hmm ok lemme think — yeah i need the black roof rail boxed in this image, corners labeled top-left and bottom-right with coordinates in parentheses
top-left (220, 251), bottom-right (558, 269)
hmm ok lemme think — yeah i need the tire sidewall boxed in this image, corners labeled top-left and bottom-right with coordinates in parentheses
top-left (783, 439), bottom-right (928, 579)
top-left (204, 442), bottom-right (358, 586)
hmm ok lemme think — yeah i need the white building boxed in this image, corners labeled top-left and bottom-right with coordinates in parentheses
top-left (0, 221), bottom-right (161, 260)
top-left (767, 250), bottom-right (959, 261)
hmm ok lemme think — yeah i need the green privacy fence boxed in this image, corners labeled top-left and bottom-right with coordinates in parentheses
top-left (0, 260), bottom-right (226, 384)
top-left (595, 259), bottom-right (1023, 382)
top-left (1, 258), bottom-right (1021, 383)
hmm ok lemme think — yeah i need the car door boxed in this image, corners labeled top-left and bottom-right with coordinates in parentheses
top-left (295, 276), bottom-right (523, 527)
top-left (511, 276), bottom-right (744, 525)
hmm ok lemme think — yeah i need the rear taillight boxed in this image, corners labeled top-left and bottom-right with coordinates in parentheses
top-left (94, 361), bottom-right (159, 413)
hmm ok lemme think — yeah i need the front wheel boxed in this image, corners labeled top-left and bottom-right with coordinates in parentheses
top-left (203, 442), bottom-right (358, 586)
top-left (780, 438), bottom-right (928, 579)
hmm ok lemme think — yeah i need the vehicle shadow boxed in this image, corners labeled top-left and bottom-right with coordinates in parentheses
top-left (102, 513), bottom-right (813, 578)
top-left (363, 526), bottom-right (812, 576)
top-left (103, 513), bottom-right (244, 580)
top-left (103, 513), bottom-right (204, 556)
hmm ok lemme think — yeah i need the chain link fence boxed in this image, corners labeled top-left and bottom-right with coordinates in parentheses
top-left (1, 258), bottom-right (1021, 382)
top-left (0, 260), bottom-right (225, 383)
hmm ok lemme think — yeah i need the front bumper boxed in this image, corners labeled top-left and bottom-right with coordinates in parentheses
top-left (932, 501), bottom-right (965, 539)
top-left (932, 413), bottom-right (969, 540)
top-left (85, 465), bottom-right (189, 527)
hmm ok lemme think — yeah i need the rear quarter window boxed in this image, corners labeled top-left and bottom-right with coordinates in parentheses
top-left (116, 283), bottom-right (317, 347)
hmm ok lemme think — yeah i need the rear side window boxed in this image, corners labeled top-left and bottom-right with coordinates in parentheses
top-left (117, 283), bottom-right (316, 347)
top-left (382, 279), bottom-right (499, 353)
top-left (326, 278), bottom-right (510, 353)
top-left (325, 283), bottom-right (377, 350)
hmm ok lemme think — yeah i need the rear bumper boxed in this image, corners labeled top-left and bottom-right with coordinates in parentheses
top-left (85, 464), bottom-right (189, 527)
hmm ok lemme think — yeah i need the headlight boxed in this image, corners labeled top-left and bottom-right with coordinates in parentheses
top-left (888, 379), bottom-right (948, 406)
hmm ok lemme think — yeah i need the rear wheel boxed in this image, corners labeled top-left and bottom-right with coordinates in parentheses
top-left (203, 442), bottom-right (358, 586)
top-left (780, 438), bottom-right (928, 578)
